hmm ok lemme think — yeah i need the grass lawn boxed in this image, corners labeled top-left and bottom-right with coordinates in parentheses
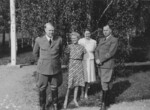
top-left (58, 66), bottom-right (150, 109)
top-left (0, 49), bottom-right (150, 109)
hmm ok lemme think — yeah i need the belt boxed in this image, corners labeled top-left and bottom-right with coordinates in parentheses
top-left (70, 58), bottom-right (82, 60)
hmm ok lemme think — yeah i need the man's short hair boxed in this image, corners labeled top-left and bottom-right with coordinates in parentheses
top-left (103, 25), bottom-right (111, 30)
top-left (44, 22), bottom-right (54, 29)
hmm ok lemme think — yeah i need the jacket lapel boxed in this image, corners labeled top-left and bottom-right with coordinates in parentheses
top-left (50, 36), bottom-right (58, 48)
top-left (100, 35), bottom-right (112, 45)
top-left (100, 38), bottom-right (107, 45)
top-left (43, 35), bottom-right (49, 46)
top-left (43, 35), bottom-right (56, 48)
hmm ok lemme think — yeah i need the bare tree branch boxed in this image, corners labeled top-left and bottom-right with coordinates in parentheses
top-left (98, 0), bottom-right (114, 24)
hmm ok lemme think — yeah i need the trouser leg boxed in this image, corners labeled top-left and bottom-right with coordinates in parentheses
top-left (100, 74), bottom-right (109, 110)
top-left (105, 90), bottom-right (110, 107)
top-left (98, 68), bottom-right (112, 110)
top-left (100, 90), bottom-right (107, 110)
top-left (48, 73), bottom-right (62, 110)
top-left (37, 74), bottom-right (48, 110)
top-left (51, 86), bottom-right (58, 110)
top-left (39, 89), bottom-right (46, 110)
top-left (100, 82), bottom-right (110, 110)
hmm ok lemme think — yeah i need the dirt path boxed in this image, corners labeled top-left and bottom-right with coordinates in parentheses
top-left (0, 65), bottom-right (150, 110)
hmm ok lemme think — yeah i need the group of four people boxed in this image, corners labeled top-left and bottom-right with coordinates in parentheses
top-left (33, 22), bottom-right (118, 110)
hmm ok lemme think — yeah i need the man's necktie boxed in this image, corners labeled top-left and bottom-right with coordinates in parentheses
top-left (49, 39), bottom-right (52, 45)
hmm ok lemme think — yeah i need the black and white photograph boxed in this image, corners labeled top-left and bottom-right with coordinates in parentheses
top-left (0, 0), bottom-right (150, 110)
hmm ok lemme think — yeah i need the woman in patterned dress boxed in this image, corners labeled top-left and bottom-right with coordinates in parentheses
top-left (78, 29), bottom-right (97, 99)
top-left (63, 32), bottom-right (86, 109)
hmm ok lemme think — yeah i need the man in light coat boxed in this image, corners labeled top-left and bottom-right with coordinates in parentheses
top-left (33, 22), bottom-right (63, 110)
top-left (95, 24), bottom-right (118, 110)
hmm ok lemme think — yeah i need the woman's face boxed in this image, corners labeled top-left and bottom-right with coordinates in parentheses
top-left (84, 30), bottom-right (91, 39)
top-left (71, 35), bottom-right (78, 44)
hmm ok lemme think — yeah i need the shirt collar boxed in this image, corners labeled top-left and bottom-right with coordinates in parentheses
top-left (46, 35), bottom-right (53, 41)
top-left (106, 34), bottom-right (111, 40)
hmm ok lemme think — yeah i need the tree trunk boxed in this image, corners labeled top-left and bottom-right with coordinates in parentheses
top-left (10, 0), bottom-right (17, 65)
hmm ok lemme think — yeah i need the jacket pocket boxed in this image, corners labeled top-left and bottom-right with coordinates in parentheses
top-left (41, 48), bottom-right (48, 51)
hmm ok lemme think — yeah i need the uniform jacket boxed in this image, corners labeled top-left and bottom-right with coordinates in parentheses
top-left (33, 35), bottom-right (63, 75)
top-left (95, 35), bottom-right (118, 69)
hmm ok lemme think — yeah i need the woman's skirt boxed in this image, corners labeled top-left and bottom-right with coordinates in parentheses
top-left (68, 59), bottom-right (85, 88)
top-left (83, 59), bottom-right (96, 83)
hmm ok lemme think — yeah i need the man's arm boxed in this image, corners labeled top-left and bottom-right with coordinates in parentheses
top-left (95, 40), bottom-right (102, 65)
top-left (95, 40), bottom-right (100, 60)
top-left (59, 37), bottom-right (63, 58)
top-left (33, 37), bottom-right (40, 61)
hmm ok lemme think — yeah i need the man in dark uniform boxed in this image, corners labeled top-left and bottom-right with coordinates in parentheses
top-left (33, 22), bottom-right (63, 110)
top-left (95, 24), bottom-right (118, 110)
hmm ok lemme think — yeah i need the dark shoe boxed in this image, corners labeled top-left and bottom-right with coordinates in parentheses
top-left (51, 88), bottom-right (58, 110)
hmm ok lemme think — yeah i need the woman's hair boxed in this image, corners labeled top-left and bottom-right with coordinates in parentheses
top-left (84, 28), bottom-right (91, 32)
top-left (70, 32), bottom-right (80, 39)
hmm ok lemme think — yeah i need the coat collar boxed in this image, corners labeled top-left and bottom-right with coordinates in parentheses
top-left (43, 35), bottom-right (58, 48)
top-left (100, 34), bottom-right (113, 45)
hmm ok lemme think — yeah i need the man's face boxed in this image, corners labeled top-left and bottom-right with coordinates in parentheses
top-left (45, 24), bottom-right (54, 38)
top-left (84, 30), bottom-right (91, 39)
top-left (103, 25), bottom-right (112, 37)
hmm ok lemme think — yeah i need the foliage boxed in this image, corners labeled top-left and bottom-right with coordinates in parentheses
top-left (16, 0), bottom-right (90, 42)
top-left (0, 0), bottom-right (10, 33)
top-left (104, 0), bottom-right (150, 67)
top-left (0, 0), bottom-right (150, 66)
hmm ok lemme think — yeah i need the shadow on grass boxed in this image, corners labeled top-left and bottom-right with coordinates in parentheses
top-left (109, 80), bottom-right (131, 104)
top-left (58, 79), bottom-right (131, 108)
top-left (34, 69), bottom-right (150, 109)
top-left (58, 80), bottom-right (102, 109)
top-left (58, 87), bottom-right (77, 109)
top-left (88, 81), bottom-right (101, 95)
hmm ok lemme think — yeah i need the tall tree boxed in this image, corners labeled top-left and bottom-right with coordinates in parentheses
top-left (0, 0), bottom-right (10, 47)
top-left (103, 0), bottom-right (150, 71)
top-left (16, 0), bottom-right (89, 37)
